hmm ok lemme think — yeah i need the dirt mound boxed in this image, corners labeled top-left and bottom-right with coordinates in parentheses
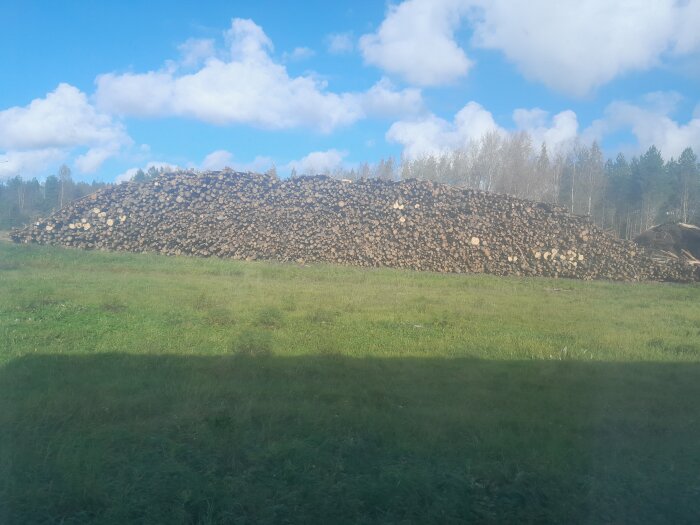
top-left (11, 170), bottom-right (698, 282)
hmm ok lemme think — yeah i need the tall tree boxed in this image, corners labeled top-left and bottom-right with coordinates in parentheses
top-left (551, 152), bottom-right (567, 205)
top-left (536, 142), bottom-right (551, 202)
top-left (584, 141), bottom-right (604, 219)
top-left (265, 164), bottom-right (278, 178)
top-left (133, 169), bottom-right (147, 183)
top-left (677, 147), bottom-right (699, 223)
top-left (58, 164), bottom-right (71, 208)
top-left (44, 175), bottom-right (60, 212)
top-left (638, 145), bottom-right (668, 229)
top-left (147, 166), bottom-right (160, 180)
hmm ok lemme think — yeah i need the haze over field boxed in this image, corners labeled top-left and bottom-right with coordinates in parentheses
top-left (1, 0), bottom-right (700, 182)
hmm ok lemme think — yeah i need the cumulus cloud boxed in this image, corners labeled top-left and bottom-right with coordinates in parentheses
top-left (512, 108), bottom-right (579, 152)
top-left (0, 83), bottom-right (131, 177)
top-left (199, 150), bottom-right (274, 173)
top-left (74, 146), bottom-right (121, 173)
top-left (589, 96), bottom-right (700, 158)
top-left (0, 83), bottom-right (129, 153)
top-left (359, 0), bottom-right (472, 86)
top-left (178, 38), bottom-right (217, 67)
top-left (672, 0), bottom-right (700, 54)
top-left (469, 0), bottom-right (694, 97)
top-left (326, 32), bottom-right (354, 54)
top-left (238, 155), bottom-right (276, 173)
top-left (389, 102), bottom-right (584, 159)
top-left (361, 0), bottom-right (700, 95)
top-left (0, 149), bottom-right (67, 180)
top-left (96, 18), bottom-right (422, 133)
top-left (201, 150), bottom-right (235, 170)
top-left (356, 78), bottom-right (422, 117)
top-left (387, 102), bottom-right (502, 159)
top-left (283, 47), bottom-right (315, 62)
top-left (286, 149), bottom-right (347, 175)
top-left (388, 92), bottom-right (700, 162)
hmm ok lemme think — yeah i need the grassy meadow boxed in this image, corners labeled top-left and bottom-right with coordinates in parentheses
top-left (1, 241), bottom-right (700, 523)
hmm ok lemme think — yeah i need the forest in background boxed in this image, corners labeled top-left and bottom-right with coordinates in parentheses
top-left (0, 165), bottom-right (110, 230)
top-left (2, 135), bottom-right (699, 240)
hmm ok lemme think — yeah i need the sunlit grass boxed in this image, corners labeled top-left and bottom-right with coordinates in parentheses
top-left (1, 243), bottom-right (700, 523)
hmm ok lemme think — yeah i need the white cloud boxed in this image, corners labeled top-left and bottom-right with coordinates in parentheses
top-left (283, 47), bottom-right (315, 61)
top-left (201, 150), bottom-right (234, 170)
top-left (359, 0), bottom-right (472, 86)
top-left (389, 102), bottom-right (583, 159)
top-left (96, 18), bottom-right (422, 133)
top-left (198, 150), bottom-right (273, 173)
top-left (74, 146), bottom-right (122, 173)
top-left (97, 71), bottom-right (176, 117)
top-left (0, 83), bottom-right (129, 153)
top-left (673, 0), bottom-right (700, 54)
top-left (0, 149), bottom-right (67, 180)
top-left (178, 38), bottom-right (216, 67)
top-left (226, 18), bottom-right (272, 61)
top-left (590, 97), bottom-right (700, 158)
top-left (361, 0), bottom-right (700, 95)
top-left (513, 108), bottom-right (579, 153)
top-left (469, 0), bottom-right (690, 96)
top-left (387, 102), bottom-right (502, 159)
top-left (237, 155), bottom-right (275, 173)
top-left (389, 93), bottom-right (699, 161)
top-left (286, 149), bottom-right (347, 175)
top-left (0, 83), bottom-right (131, 176)
top-left (327, 32), bottom-right (354, 54)
top-left (357, 78), bottom-right (422, 117)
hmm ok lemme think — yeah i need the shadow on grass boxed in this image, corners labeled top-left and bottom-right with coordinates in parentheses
top-left (2, 354), bottom-right (700, 524)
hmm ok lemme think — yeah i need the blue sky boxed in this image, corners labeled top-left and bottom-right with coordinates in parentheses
top-left (1, 0), bottom-right (699, 182)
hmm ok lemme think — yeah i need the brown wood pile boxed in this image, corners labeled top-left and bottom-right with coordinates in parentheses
top-left (11, 170), bottom-right (699, 282)
top-left (635, 223), bottom-right (700, 268)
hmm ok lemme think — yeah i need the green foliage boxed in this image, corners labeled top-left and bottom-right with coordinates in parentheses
top-left (677, 147), bottom-right (700, 223)
top-left (0, 168), bottom-right (110, 229)
top-left (601, 146), bottom-right (700, 237)
top-left (132, 168), bottom-right (147, 182)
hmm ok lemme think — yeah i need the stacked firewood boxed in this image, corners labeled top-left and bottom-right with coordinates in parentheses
top-left (635, 223), bottom-right (700, 268)
top-left (11, 170), bottom-right (699, 282)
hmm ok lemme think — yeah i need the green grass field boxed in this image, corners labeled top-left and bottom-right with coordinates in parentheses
top-left (2, 242), bottom-right (700, 524)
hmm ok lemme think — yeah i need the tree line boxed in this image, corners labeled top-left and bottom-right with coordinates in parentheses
top-left (0, 166), bottom-right (110, 229)
top-left (2, 138), bottom-right (699, 239)
top-left (0, 166), bottom-right (170, 230)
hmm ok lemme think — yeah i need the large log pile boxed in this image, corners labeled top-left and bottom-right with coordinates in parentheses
top-left (11, 170), bottom-right (699, 282)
